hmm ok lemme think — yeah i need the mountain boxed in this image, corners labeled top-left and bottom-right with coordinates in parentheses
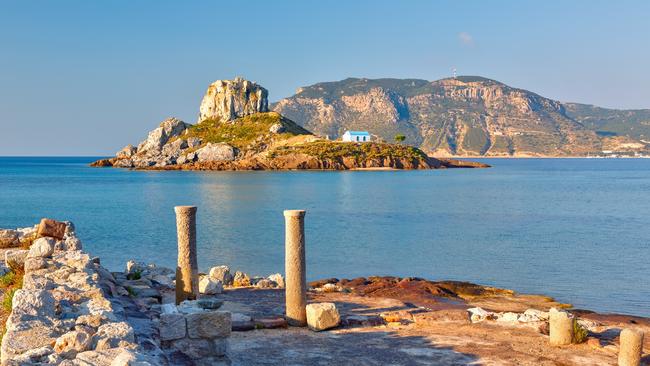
top-left (91, 78), bottom-right (487, 170)
top-left (273, 76), bottom-right (650, 156)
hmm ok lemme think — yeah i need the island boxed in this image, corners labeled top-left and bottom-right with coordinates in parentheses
top-left (91, 78), bottom-right (488, 170)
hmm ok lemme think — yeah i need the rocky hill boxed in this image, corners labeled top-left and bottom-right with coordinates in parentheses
top-left (91, 78), bottom-right (486, 170)
top-left (273, 77), bottom-right (650, 157)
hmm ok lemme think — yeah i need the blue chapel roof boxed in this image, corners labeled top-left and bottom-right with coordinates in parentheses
top-left (344, 130), bottom-right (370, 136)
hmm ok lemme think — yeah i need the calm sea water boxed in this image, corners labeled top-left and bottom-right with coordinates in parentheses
top-left (0, 157), bottom-right (649, 316)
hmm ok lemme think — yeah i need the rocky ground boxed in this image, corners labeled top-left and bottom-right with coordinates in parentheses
top-left (2, 221), bottom-right (648, 365)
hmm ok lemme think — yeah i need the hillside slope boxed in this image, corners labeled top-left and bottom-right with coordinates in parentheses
top-left (273, 77), bottom-right (650, 156)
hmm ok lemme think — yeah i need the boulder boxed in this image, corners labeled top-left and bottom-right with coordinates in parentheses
top-left (198, 77), bottom-right (269, 122)
top-left (232, 271), bottom-right (250, 287)
top-left (187, 137), bottom-right (202, 148)
top-left (161, 138), bottom-right (188, 158)
top-left (196, 143), bottom-right (236, 162)
top-left (208, 266), bottom-right (233, 286)
top-left (64, 236), bottom-right (83, 251)
top-left (28, 237), bottom-right (55, 258)
top-left (267, 273), bottom-right (284, 288)
top-left (37, 218), bottom-right (67, 240)
top-left (306, 303), bottom-right (340, 331)
top-left (10, 289), bottom-right (56, 321)
top-left (199, 276), bottom-right (223, 295)
top-left (0, 229), bottom-right (19, 248)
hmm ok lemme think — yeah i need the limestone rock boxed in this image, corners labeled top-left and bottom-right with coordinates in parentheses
top-left (267, 273), bottom-right (284, 288)
top-left (24, 257), bottom-right (48, 272)
top-left (196, 143), bottom-right (236, 162)
top-left (306, 303), bottom-right (340, 331)
top-left (10, 289), bottom-right (56, 321)
top-left (93, 322), bottom-right (136, 350)
top-left (53, 329), bottom-right (93, 357)
top-left (232, 271), bottom-right (250, 287)
top-left (116, 145), bottom-right (137, 159)
top-left (0, 229), bottom-right (19, 248)
top-left (28, 237), bottom-right (55, 258)
top-left (37, 218), bottom-right (67, 240)
top-left (208, 266), bottom-right (233, 286)
top-left (199, 277), bottom-right (223, 295)
top-left (198, 77), bottom-right (269, 122)
top-left (137, 118), bottom-right (188, 154)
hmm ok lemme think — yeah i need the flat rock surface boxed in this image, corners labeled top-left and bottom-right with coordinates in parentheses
top-left (213, 285), bottom-right (650, 365)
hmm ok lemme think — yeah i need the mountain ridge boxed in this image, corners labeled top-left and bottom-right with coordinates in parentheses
top-left (273, 76), bottom-right (650, 157)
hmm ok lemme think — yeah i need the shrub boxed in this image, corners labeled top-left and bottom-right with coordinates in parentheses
top-left (572, 318), bottom-right (588, 343)
top-left (1, 288), bottom-right (17, 312)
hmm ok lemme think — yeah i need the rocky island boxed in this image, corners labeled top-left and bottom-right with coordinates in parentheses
top-left (91, 78), bottom-right (488, 170)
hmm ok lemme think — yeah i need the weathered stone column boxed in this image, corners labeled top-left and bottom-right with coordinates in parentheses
top-left (549, 308), bottom-right (574, 346)
top-left (618, 328), bottom-right (644, 366)
top-left (175, 206), bottom-right (199, 304)
top-left (284, 209), bottom-right (307, 326)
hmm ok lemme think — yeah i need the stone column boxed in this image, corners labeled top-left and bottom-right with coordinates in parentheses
top-left (175, 206), bottom-right (199, 305)
top-left (549, 308), bottom-right (574, 346)
top-left (618, 328), bottom-right (644, 366)
top-left (284, 209), bottom-right (307, 326)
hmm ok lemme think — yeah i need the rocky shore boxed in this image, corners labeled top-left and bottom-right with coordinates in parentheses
top-left (91, 78), bottom-right (489, 171)
top-left (1, 220), bottom-right (647, 365)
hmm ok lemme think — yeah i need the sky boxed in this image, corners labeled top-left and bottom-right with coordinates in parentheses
top-left (1, 0), bottom-right (649, 156)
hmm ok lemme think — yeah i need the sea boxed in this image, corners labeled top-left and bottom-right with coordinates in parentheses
top-left (0, 157), bottom-right (648, 316)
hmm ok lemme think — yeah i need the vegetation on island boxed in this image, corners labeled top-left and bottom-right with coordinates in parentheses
top-left (181, 112), bottom-right (311, 150)
top-left (268, 140), bottom-right (429, 162)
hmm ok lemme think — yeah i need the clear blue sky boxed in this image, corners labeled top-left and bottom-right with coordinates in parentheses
top-left (1, 0), bottom-right (648, 156)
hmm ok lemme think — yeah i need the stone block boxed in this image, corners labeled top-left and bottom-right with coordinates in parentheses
top-left (159, 313), bottom-right (186, 341)
top-left (186, 311), bottom-right (231, 339)
top-left (306, 303), bottom-right (340, 331)
top-left (170, 338), bottom-right (216, 359)
top-left (37, 218), bottom-right (67, 240)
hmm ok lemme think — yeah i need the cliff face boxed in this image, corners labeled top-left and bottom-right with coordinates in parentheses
top-left (274, 77), bottom-right (650, 156)
top-left (198, 77), bottom-right (269, 122)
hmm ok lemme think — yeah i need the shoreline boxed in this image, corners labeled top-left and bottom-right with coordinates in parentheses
top-left (1, 219), bottom-right (648, 364)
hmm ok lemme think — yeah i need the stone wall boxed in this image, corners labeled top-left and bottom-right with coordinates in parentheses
top-left (0, 220), bottom-right (164, 365)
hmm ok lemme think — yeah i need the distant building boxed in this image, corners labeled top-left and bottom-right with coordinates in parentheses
top-left (342, 130), bottom-right (371, 142)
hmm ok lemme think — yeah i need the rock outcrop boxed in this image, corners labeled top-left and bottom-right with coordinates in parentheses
top-left (198, 77), bottom-right (269, 122)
